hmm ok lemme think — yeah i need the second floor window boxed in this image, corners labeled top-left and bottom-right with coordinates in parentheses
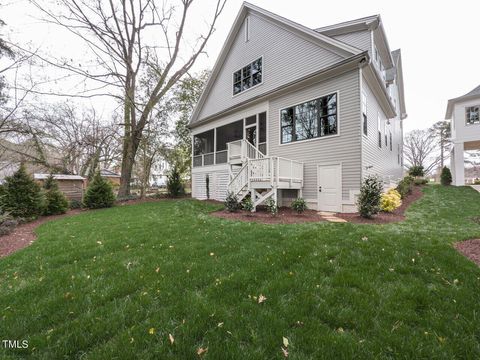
top-left (233, 58), bottom-right (262, 95)
top-left (362, 92), bottom-right (367, 136)
top-left (281, 93), bottom-right (337, 144)
top-left (466, 106), bottom-right (480, 125)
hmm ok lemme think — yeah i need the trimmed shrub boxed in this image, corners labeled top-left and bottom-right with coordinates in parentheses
top-left (266, 197), bottom-right (278, 216)
top-left (166, 166), bottom-right (185, 197)
top-left (396, 175), bottom-right (414, 199)
top-left (414, 178), bottom-right (428, 186)
top-left (357, 175), bottom-right (383, 219)
top-left (380, 189), bottom-right (402, 212)
top-left (69, 199), bottom-right (83, 209)
top-left (43, 175), bottom-right (69, 215)
top-left (291, 198), bottom-right (308, 214)
top-left (83, 171), bottom-right (115, 209)
top-left (2, 164), bottom-right (43, 218)
top-left (224, 192), bottom-right (240, 212)
top-left (440, 166), bottom-right (452, 186)
top-left (408, 165), bottom-right (425, 178)
top-left (242, 196), bottom-right (254, 213)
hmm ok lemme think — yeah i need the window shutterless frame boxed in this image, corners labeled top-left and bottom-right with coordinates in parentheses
top-left (278, 91), bottom-right (340, 146)
top-left (232, 56), bottom-right (264, 97)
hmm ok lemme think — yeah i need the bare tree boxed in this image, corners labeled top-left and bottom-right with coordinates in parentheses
top-left (403, 129), bottom-right (441, 175)
top-left (30, 0), bottom-right (227, 197)
top-left (3, 103), bottom-right (121, 175)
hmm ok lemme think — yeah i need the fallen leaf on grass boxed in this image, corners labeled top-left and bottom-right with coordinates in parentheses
top-left (197, 347), bottom-right (208, 356)
top-left (168, 334), bottom-right (174, 344)
top-left (281, 347), bottom-right (289, 357)
top-left (148, 328), bottom-right (155, 335)
top-left (282, 337), bottom-right (289, 347)
top-left (258, 294), bottom-right (267, 304)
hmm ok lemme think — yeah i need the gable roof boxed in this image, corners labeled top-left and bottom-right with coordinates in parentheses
top-left (315, 14), bottom-right (394, 69)
top-left (34, 173), bottom-right (85, 181)
top-left (189, 2), bottom-right (362, 127)
top-left (445, 84), bottom-right (480, 119)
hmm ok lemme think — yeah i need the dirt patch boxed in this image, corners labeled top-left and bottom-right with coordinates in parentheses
top-left (454, 239), bottom-right (480, 266)
top-left (336, 185), bottom-right (424, 224)
top-left (0, 210), bottom-right (82, 258)
top-left (211, 207), bottom-right (325, 224)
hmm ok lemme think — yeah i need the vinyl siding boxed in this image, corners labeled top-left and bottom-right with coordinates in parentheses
top-left (332, 30), bottom-right (371, 52)
top-left (197, 13), bottom-right (344, 121)
top-left (361, 75), bottom-right (403, 182)
top-left (192, 166), bottom-right (230, 201)
top-left (268, 69), bottom-right (362, 205)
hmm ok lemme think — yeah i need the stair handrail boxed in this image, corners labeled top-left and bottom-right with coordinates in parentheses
top-left (227, 161), bottom-right (249, 196)
top-left (243, 139), bottom-right (265, 160)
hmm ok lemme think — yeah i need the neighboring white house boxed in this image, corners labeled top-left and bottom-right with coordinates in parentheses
top-left (445, 85), bottom-right (480, 186)
top-left (150, 157), bottom-right (170, 187)
top-left (188, 2), bottom-right (407, 212)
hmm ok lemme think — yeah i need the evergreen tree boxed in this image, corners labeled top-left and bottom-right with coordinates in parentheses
top-left (166, 165), bottom-right (184, 197)
top-left (440, 166), bottom-right (452, 186)
top-left (2, 164), bottom-right (43, 218)
top-left (43, 175), bottom-right (69, 215)
top-left (83, 171), bottom-right (115, 209)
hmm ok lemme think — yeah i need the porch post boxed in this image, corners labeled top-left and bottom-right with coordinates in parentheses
top-left (452, 142), bottom-right (465, 186)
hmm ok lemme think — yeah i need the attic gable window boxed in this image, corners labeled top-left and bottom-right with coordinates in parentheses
top-left (466, 106), bottom-right (480, 125)
top-left (233, 57), bottom-right (262, 95)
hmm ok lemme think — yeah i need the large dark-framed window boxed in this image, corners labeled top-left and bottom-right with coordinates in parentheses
top-left (233, 57), bottom-right (262, 95)
top-left (280, 93), bottom-right (337, 144)
top-left (466, 106), bottom-right (480, 125)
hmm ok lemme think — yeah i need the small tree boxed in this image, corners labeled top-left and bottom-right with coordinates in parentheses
top-left (43, 175), bottom-right (69, 215)
top-left (440, 166), bottom-right (452, 186)
top-left (166, 166), bottom-right (184, 197)
top-left (357, 175), bottom-right (383, 219)
top-left (83, 171), bottom-right (115, 209)
top-left (408, 165), bottom-right (425, 178)
top-left (2, 164), bottom-right (43, 218)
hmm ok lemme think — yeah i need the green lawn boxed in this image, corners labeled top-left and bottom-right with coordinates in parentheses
top-left (0, 185), bottom-right (479, 359)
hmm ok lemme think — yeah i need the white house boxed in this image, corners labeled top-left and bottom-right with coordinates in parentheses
top-left (188, 2), bottom-right (407, 212)
top-left (445, 85), bottom-right (480, 186)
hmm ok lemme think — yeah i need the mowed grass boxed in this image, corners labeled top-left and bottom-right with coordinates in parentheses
top-left (0, 185), bottom-right (479, 359)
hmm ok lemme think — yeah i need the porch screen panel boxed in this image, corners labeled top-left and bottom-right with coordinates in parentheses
top-left (216, 120), bottom-right (243, 151)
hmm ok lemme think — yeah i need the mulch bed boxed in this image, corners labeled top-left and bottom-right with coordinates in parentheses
top-left (0, 210), bottom-right (82, 258)
top-left (336, 185), bottom-right (424, 224)
top-left (454, 239), bottom-right (480, 267)
top-left (211, 207), bottom-right (325, 224)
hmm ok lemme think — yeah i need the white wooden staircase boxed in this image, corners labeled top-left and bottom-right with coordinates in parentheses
top-left (227, 140), bottom-right (304, 211)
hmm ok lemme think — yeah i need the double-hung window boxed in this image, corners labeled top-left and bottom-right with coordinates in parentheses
top-left (233, 58), bottom-right (262, 95)
top-left (362, 92), bottom-right (367, 136)
top-left (281, 93), bottom-right (337, 144)
top-left (466, 106), bottom-right (480, 125)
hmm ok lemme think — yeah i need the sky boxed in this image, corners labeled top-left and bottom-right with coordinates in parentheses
top-left (2, 0), bottom-right (480, 132)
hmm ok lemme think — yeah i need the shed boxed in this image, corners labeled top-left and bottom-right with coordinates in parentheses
top-left (34, 174), bottom-right (86, 201)
top-left (100, 168), bottom-right (121, 186)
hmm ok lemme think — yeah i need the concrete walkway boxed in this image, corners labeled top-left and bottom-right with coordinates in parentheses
top-left (471, 185), bottom-right (480, 193)
top-left (317, 211), bottom-right (347, 223)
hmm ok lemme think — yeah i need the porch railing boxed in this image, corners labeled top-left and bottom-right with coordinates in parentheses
top-left (227, 139), bottom-right (265, 163)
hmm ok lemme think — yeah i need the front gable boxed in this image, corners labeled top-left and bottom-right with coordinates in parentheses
top-left (190, 3), bottom-right (360, 126)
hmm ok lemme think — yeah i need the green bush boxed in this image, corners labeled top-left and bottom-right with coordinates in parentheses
top-left (357, 175), bottom-right (383, 219)
top-left (242, 196), bottom-right (254, 213)
top-left (474, 178), bottom-right (480, 185)
top-left (83, 171), bottom-right (115, 209)
top-left (224, 192), bottom-right (240, 212)
top-left (408, 165), bottom-right (425, 177)
top-left (2, 164), bottom-right (43, 218)
top-left (396, 175), bottom-right (414, 199)
top-left (43, 175), bottom-right (69, 215)
top-left (414, 178), bottom-right (428, 186)
top-left (440, 166), bottom-right (452, 186)
top-left (291, 198), bottom-right (308, 214)
top-left (69, 199), bottom-right (83, 209)
top-left (166, 166), bottom-right (184, 197)
top-left (266, 197), bottom-right (278, 216)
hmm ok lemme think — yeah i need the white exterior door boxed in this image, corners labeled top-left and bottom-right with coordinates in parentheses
top-left (317, 164), bottom-right (341, 212)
